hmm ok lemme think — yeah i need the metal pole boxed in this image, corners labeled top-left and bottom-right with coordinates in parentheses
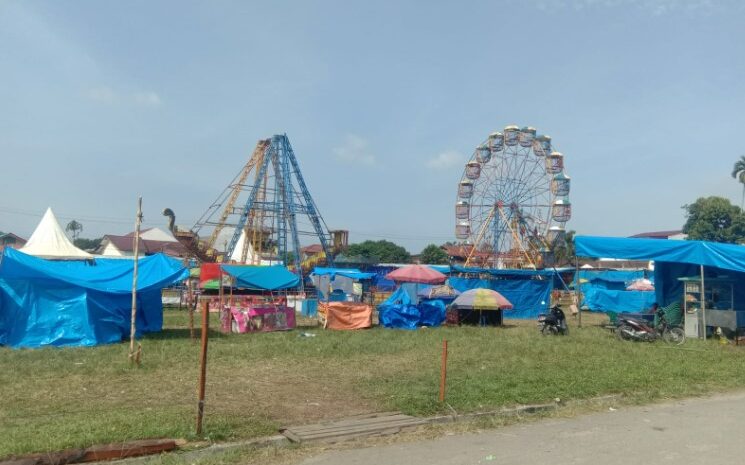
top-left (439, 339), bottom-right (448, 403)
top-left (129, 197), bottom-right (143, 364)
top-left (196, 300), bottom-right (210, 435)
top-left (700, 265), bottom-right (706, 340)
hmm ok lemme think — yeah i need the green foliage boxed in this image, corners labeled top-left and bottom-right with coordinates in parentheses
top-left (731, 155), bottom-right (745, 182)
top-left (346, 240), bottom-right (411, 263)
top-left (74, 237), bottom-right (103, 251)
top-left (65, 220), bottom-right (83, 241)
top-left (682, 196), bottom-right (745, 243)
top-left (552, 230), bottom-right (576, 266)
top-left (419, 244), bottom-right (449, 264)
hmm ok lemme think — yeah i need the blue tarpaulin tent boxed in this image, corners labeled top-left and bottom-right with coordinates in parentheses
top-left (221, 265), bottom-right (300, 290)
top-left (575, 236), bottom-right (745, 310)
top-left (448, 277), bottom-right (551, 319)
top-left (574, 268), bottom-right (654, 312)
top-left (0, 248), bottom-right (187, 348)
top-left (377, 286), bottom-right (447, 329)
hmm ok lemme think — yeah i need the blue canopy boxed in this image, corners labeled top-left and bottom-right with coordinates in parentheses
top-left (0, 249), bottom-right (188, 348)
top-left (575, 236), bottom-right (745, 273)
top-left (311, 267), bottom-right (375, 280)
top-left (451, 266), bottom-right (557, 277)
top-left (222, 265), bottom-right (299, 290)
top-left (0, 248), bottom-right (187, 293)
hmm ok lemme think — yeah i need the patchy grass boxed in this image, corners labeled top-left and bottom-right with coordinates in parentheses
top-left (2, 310), bottom-right (745, 458)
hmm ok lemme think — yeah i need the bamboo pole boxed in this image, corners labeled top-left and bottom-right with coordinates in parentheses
top-left (439, 339), bottom-right (448, 403)
top-left (129, 197), bottom-right (143, 365)
top-left (196, 300), bottom-right (210, 435)
top-left (575, 256), bottom-right (581, 328)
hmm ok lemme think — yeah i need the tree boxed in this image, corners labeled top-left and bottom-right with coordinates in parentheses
top-left (552, 230), bottom-right (576, 266)
top-left (346, 240), bottom-right (411, 263)
top-left (419, 244), bottom-right (449, 265)
top-left (74, 237), bottom-right (103, 252)
top-left (732, 156), bottom-right (745, 209)
top-left (682, 196), bottom-right (745, 243)
top-left (65, 220), bottom-right (83, 242)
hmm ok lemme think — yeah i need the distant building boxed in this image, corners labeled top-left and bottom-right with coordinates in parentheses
top-left (629, 230), bottom-right (687, 240)
top-left (98, 227), bottom-right (188, 258)
top-left (0, 232), bottom-right (26, 253)
top-left (300, 244), bottom-right (324, 260)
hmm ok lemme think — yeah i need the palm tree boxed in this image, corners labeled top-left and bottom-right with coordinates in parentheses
top-left (65, 220), bottom-right (83, 242)
top-left (731, 156), bottom-right (745, 210)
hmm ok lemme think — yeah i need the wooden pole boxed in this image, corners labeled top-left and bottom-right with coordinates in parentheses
top-left (700, 265), bottom-right (706, 340)
top-left (575, 256), bottom-right (581, 328)
top-left (129, 197), bottom-right (143, 364)
top-left (439, 339), bottom-right (448, 403)
top-left (196, 300), bottom-right (210, 436)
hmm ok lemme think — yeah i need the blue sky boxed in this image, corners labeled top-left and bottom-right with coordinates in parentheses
top-left (1, 0), bottom-right (744, 252)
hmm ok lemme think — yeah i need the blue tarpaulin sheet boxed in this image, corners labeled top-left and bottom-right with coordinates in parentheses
top-left (222, 265), bottom-right (299, 290)
top-left (0, 248), bottom-right (187, 348)
top-left (582, 288), bottom-right (656, 312)
top-left (377, 286), bottom-right (447, 329)
top-left (575, 236), bottom-right (745, 273)
top-left (311, 267), bottom-right (375, 280)
top-left (448, 277), bottom-right (551, 319)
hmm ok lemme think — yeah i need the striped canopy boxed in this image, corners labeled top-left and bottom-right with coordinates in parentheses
top-left (452, 288), bottom-right (513, 311)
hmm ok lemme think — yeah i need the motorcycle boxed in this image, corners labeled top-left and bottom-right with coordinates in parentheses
top-left (615, 309), bottom-right (685, 345)
top-left (538, 305), bottom-right (569, 335)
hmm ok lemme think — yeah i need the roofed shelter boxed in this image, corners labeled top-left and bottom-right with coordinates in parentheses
top-left (20, 208), bottom-right (92, 259)
top-left (575, 236), bottom-right (745, 336)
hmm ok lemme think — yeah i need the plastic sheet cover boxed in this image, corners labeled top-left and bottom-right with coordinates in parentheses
top-left (0, 249), bottom-right (186, 348)
top-left (449, 277), bottom-right (551, 319)
top-left (221, 265), bottom-right (300, 290)
top-left (582, 288), bottom-right (656, 312)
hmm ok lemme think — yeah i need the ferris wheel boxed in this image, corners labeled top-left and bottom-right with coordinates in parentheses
top-left (455, 125), bottom-right (571, 269)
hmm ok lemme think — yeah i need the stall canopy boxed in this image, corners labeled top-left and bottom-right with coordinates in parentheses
top-left (575, 236), bottom-right (745, 273)
top-left (311, 267), bottom-right (375, 280)
top-left (575, 236), bottom-right (745, 309)
top-left (385, 265), bottom-right (447, 284)
top-left (221, 265), bottom-right (300, 290)
top-left (20, 208), bottom-right (92, 259)
top-left (0, 248), bottom-right (187, 348)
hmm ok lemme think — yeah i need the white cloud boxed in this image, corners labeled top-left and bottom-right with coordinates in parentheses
top-left (86, 87), bottom-right (163, 107)
top-left (333, 134), bottom-right (376, 165)
top-left (427, 151), bottom-right (464, 170)
top-left (133, 91), bottom-right (162, 107)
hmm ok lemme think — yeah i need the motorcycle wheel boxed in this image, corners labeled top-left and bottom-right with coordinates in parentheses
top-left (562, 325), bottom-right (569, 336)
top-left (542, 325), bottom-right (558, 336)
top-left (663, 327), bottom-right (686, 345)
top-left (616, 324), bottom-right (633, 341)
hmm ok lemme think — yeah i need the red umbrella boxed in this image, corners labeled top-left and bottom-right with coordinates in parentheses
top-left (385, 265), bottom-right (447, 284)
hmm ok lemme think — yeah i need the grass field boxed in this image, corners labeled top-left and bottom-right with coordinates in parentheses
top-left (2, 310), bottom-right (745, 458)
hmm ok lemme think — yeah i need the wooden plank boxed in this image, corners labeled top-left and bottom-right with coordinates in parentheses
top-left (80, 439), bottom-right (177, 462)
top-left (284, 411), bottom-right (402, 431)
top-left (305, 424), bottom-right (425, 444)
top-left (290, 418), bottom-right (427, 441)
top-left (288, 414), bottom-right (414, 433)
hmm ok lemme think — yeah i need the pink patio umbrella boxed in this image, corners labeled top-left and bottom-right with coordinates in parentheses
top-left (385, 265), bottom-right (447, 285)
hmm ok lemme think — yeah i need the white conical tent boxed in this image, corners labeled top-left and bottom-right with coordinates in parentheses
top-left (20, 208), bottom-right (93, 259)
top-left (230, 229), bottom-right (259, 263)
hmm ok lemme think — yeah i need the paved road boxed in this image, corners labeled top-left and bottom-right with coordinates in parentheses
top-left (299, 392), bottom-right (745, 464)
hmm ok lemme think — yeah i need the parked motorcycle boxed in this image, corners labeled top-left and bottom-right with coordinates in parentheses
top-left (538, 305), bottom-right (569, 335)
top-left (616, 310), bottom-right (685, 345)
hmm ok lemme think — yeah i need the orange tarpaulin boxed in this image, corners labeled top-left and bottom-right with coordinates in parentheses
top-left (319, 302), bottom-right (373, 330)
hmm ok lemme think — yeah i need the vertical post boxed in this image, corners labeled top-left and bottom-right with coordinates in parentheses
top-left (129, 197), bottom-right (143, 364)
top-left (575, 256), bottom-right (581, 328)
top-left (196, 300), bottom-right (210, 436)
top-left (439, 339), bottom-right (448, 403)
top-left (700, 265), bottom-right (706, 340)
